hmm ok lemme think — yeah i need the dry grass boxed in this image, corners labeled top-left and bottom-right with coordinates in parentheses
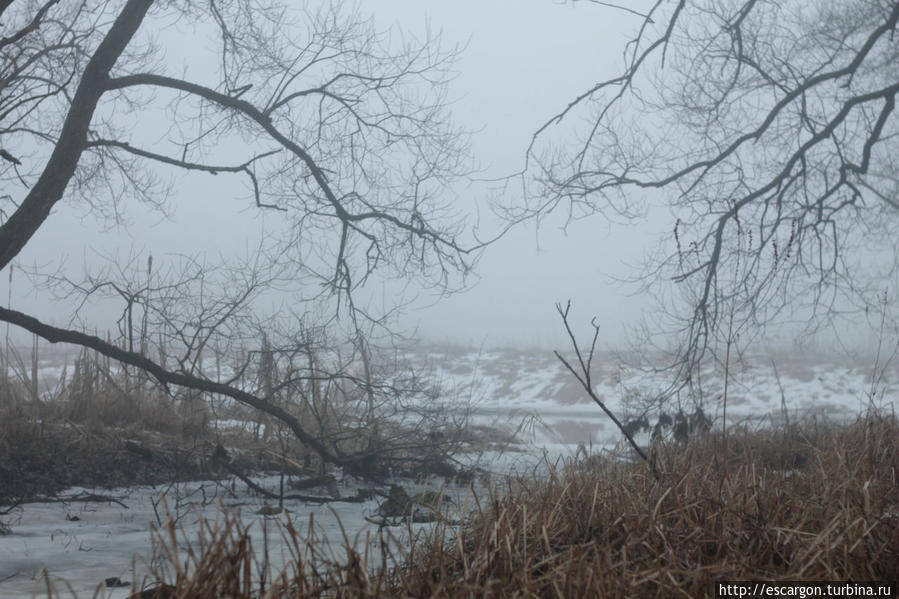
top-left (115, 414), bottom-right (899, 598)
top-left (0, 353), bottom-right (217, 503)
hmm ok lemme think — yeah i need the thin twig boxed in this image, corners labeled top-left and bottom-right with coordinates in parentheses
top-left (554, 301), bottom-right (660, 480)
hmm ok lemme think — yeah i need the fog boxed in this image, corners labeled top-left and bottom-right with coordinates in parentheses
top-left (1, 1), bottom-right (890, 353)
top-left (358, 0), bottom-right (661, 347)
top-left (2, 1), bottom-right (668, 350)
top-left (3, 5), bottom-right (898, 595)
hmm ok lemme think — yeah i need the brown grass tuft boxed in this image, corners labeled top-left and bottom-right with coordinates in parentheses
top-left (62, 415), bottom-right (899, 598)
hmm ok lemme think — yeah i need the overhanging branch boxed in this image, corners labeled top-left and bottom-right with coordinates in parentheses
top-left (0, 305), bottom-right (345, 467)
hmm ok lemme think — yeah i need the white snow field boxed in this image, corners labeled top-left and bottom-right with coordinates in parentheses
top-left (1, 345), bottom-right (895, 598)
top-left (418, 346), bottom-right (894, 449)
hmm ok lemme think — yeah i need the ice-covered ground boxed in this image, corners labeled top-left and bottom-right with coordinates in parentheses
top-left (0, 475), bottom-right (473, 599)
top-left (415, 346), bottom-right (895, 449)
top-left (1, 345), bottom-right (895, 597)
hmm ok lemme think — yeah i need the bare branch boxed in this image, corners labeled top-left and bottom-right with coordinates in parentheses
top-left (0, 0), bottom-right (154, 269)
top-left (573, 0), bottom-right (653, 21)
top-left (554, 301), bottom-right (659, 480)
top-left (523, 0), bottom-right (899, 379)
top-left (0, 305), bottom-right (348, 467)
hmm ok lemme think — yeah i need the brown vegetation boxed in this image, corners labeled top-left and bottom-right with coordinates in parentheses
top-left (0, 340), bottom-right (475, 506)
top-left (71, 414), bottom-right (899, 598)
top-left (0, 350), bottom-right (213, 502)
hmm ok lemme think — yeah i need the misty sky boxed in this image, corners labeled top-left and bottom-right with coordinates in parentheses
top-left (3, 0), bottom-right (671, 350)
top-left (352, 0), bottom-right (661, 347)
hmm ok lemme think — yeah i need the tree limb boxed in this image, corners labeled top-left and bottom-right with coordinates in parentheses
top-left (0, 0), bottom-right (154, 270)
top-left (0, 305), bottom-right (349, 468)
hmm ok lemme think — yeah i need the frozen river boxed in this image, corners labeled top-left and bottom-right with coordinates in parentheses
top-left (1, 345), bottom-right (894, 598)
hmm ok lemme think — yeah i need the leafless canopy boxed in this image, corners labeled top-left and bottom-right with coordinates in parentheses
top-left (523, 0), bottom-right (899, 377)
top-left (0, 0), bottom-right (476, 290)
top-left (0, 0), bottom-right (479, 471)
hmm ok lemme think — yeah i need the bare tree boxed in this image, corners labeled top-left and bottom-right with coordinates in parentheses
top-left (0, 0), bottom-right (481, 473)
top-left (521, 0), bottom-right (899, 384)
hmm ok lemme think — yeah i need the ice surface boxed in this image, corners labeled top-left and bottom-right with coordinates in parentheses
top-left (0, 476), bottom-right (461, 598)
top-left (1, 347), bottom-right (893, 597)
